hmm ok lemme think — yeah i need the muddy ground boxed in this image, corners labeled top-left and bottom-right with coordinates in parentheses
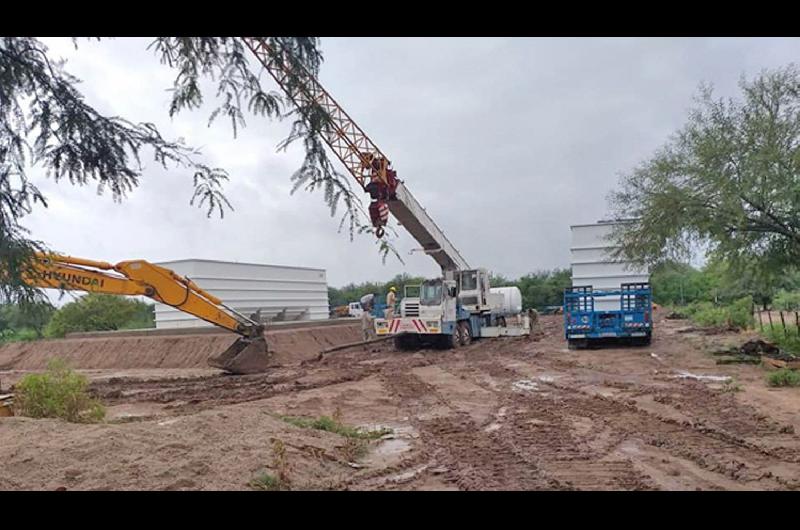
top-left (1, 314), bottom-right (799, 491)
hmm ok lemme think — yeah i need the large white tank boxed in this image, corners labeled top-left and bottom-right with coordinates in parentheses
top-left (489, 286), bottom-right (523, 315)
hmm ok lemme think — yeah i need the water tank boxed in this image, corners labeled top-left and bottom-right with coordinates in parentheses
top-left (489, 286), bottom-right (523, 314)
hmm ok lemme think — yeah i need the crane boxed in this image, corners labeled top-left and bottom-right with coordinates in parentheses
top-left (241, 38), bottom-right (530, 348)
top-left (242, 37), bottom-right (470, 275)
top-left (17, 253), bottom-right (269, 374)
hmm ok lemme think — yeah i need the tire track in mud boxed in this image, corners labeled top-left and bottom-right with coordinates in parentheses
top-left (377, 369), bottom-right (556, 490)
top-left (527, 378), bottom-right (800, 489)
top-left (429, 349), bottom-right (658, 490)
top-left (420, 338), bottom-right (800, 490)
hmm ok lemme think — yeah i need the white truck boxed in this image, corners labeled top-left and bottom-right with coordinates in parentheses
top-left (347, 302), bottom-right (364, 318)
top-left (375, 268), bottom-right (531, 349)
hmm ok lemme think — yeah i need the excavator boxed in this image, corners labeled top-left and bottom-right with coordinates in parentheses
top-left (8, 37), bottom-right (479, 373)
top-left (18, 253), bottom-right (269, 374)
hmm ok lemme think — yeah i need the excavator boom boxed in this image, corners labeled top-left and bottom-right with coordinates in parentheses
top-left (18, 253), bottom-right (271, 374)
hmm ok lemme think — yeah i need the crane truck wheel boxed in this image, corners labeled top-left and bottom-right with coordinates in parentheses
top-left (207, 336), bottom-right (272, 374)
top-left (458, 322), bottom-right (472, 346)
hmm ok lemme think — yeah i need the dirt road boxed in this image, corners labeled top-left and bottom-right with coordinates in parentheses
top-left (1, 314), bottom-right (799, 490)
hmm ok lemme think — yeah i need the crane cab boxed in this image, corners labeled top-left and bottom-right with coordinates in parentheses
top-left (457, 268), bottom-right (492, 314)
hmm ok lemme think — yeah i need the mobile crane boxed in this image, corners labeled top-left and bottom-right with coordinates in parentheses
top-left (17, 253), bottom-right (269, 374)
top-left (242, 37), bottom-right (529, 348)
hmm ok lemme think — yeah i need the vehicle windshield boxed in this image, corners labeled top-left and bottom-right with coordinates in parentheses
top-left (405, 285), bottom-right (421, 298)
top-left (420, 281), bottom-right (443, 306)
top-left (460, 271), bottom-right (478, 291)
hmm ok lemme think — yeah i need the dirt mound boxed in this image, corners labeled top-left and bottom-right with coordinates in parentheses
top-left (0, 324), bottom-right (361, 371)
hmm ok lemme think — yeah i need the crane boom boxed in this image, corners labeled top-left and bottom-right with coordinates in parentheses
top-left (243, 37), bottom-right (469, 272)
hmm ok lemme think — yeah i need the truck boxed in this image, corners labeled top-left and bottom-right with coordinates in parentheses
top-left (375, 268), bottom-right (531, 349)
top-left (347, 302), bottom-right (364, 318)
top-left (564, 282), bottom-right (653, 348)
top-left (564, 220), bottom-right (652, 349)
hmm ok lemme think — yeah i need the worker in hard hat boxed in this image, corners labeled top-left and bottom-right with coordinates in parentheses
top-left (358, 293), bottom-right (376, 340)
top-left (385, 286), bottom-right (397, 320)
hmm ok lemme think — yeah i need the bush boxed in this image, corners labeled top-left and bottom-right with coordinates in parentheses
top-left (762, 326), bottom-right (800, 355)
top-left (766, 368), bottom-right (800, 387)
top-left (683, 296), bottom-right (754, 330)
top-left (14, 358), bottom-right (105, 422)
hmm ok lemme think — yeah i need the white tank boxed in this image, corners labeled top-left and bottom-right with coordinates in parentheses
top-left (489, 286), bottom-right (523, 315)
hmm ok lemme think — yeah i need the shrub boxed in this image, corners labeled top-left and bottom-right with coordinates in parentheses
top-left (14, 358), bottom-right (105, 422)
top-left (766, 368), bottom-right (800, 388)
top-left (684, 296), bottom-right (753, 330)
top-left (762, 327), bottom-right (800, 356)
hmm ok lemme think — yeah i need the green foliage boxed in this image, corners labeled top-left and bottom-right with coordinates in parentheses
top-left (280, 414), bottom-right (391, 440)
top-left (651, 259), bottom-right (799, 309)
top-left (14, 358), bottom-right (105, 422)
top-left (0, 301), bottom-right (55, 341)
top-left (328, 269), bottom-right (570, 311)
top-left (683, 296), bottom-right (754, 330)
top-left (249, 472), bottom-right (282, 491)
top-left (651, 261), bottom-right (712, 306)
top-left (44, 294), bottom-right (154, 338)
top-left (773, 290), bottom-right (800, 311)
top-left (766, 368), bottom-right (800, 388)
top-left (761, 325), bottom-right (800, 355)
top-left (328, 273), bottom-right (425, 310)
top-left (610, 65), bottom-right (800, 284)
top-left (515, 269), bottom-right (572, 310)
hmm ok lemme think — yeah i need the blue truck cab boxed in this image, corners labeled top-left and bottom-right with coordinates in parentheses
top-left (563, 282), bottom-right (653, 349)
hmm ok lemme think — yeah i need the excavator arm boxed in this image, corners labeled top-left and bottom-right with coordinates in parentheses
top-left (18, 253), bottom-right (270, 374)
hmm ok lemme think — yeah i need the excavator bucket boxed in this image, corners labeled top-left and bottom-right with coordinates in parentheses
top-left (207, 336), bottom-right (272, 375)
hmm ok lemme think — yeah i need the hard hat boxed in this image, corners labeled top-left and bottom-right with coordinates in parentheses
top-left (389, 286), bottom-right (396, 292)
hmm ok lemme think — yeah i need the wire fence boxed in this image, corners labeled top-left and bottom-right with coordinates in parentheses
top-left (755, 309), bottom-right (800, 337)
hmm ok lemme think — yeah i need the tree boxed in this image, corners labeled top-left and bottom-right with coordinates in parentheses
top-left (44, 293), bottom-right (153, 337)
top-left (13, 301), bottom-right (55, 338)
top-left (609, 65), bottom-right (800, 282)
top-left (1, 37), bottom-right (383, 305)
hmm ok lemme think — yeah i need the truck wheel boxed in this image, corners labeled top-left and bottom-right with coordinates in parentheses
top-left (459, 322), bottom-right (472, 346)
top-left (394, 334), bottom-right (418, 351)
top-left (441, 332), bottom-right (458, 349)
top-left (568, 339), bottom-right (587, 350)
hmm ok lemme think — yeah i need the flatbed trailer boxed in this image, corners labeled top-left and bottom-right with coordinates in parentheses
top-left (563, 282), bottom-right (653, 349)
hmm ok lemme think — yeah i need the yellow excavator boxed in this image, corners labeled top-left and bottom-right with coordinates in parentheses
top-left (18, 252), bottom-right (270, 374)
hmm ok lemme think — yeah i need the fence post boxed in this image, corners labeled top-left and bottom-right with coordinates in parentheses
top-left (758, 310), bottom-right (764, 331)
top-left (767, 310), bottom-right (774, 331)
top-left (796, 311), bottom-right (799, 337)
top-left (780, 311), bottom-right (788, 337)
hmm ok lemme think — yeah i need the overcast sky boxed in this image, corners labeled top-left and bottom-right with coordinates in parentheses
top-left (22, 37), bottom-right (800, 288)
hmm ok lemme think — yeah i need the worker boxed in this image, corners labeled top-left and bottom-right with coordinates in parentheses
top-left (385, 286), bottom-right (397, 320)
top-left (361, 308), bottom-right (375, 341)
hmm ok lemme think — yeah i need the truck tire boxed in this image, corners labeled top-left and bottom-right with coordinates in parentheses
top-left (459, 321), bottom-right (472, 346)
top-left (394, 334), bottom-right (419, 351)
top-left (568, 339), bottom-right (587, 350)
top-left (441, 332), bottom-right (458, 349)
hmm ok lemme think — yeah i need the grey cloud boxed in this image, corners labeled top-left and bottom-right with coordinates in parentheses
top-left (21, 37), bottom-right (800, 288)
